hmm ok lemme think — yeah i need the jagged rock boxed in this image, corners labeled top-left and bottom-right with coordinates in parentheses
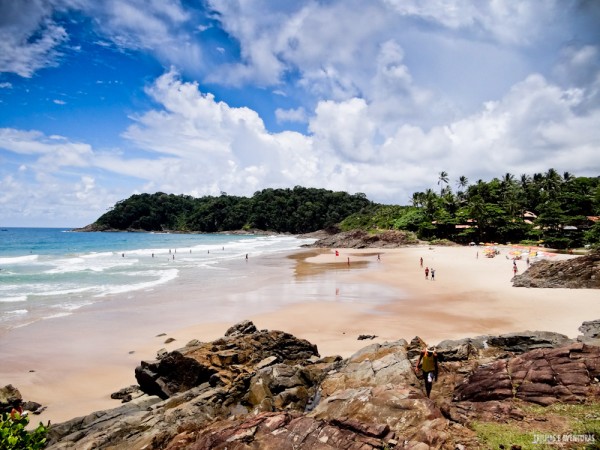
top-left (513, 249), bottom-right (600, 288)
top-left (185, 411), bottom-right (395, 450)
top-left (135, 320), bottom-right (319, 399)
top-left (111, 385), bottom-right (142, 403)
top-left (486, 331), bottom-right (572, 354)
top-left (435, 338), bottom-right (481, 362)
top-left (453, 343), bottom-right (600, 406)
top-left (310, 340), bottom-right (453, 448)
top-left (357, 334), bottom-right (377, 340)
top-left (407, 336), bottom-right (427, 361)
top-left (44, 320), bottom-right (600, 450)
top-left (0, 384), bottom-right (23, 413)
top-left (224, 319), bottom-right (257, 337)
top-left (578, 319), bottom-right (600, 346)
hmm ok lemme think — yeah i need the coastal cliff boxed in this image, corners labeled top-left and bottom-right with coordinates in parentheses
top-left (41, 320), bottom-right (600, 449)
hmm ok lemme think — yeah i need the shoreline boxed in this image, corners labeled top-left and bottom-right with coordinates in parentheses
top-left (1, 244), bottom-right (598, 426)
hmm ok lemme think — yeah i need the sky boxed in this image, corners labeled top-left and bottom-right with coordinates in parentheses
top-left (1, 0), bottom-right (599, 227)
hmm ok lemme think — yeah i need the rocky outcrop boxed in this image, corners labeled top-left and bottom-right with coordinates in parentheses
top-left (513, 249), bottom-right (600, 288)
top-left (453, 343), bottom-right (600, 406)
top-left (45, 321), bottom-right (600, 450)
top-left (134, 323), bottom-right (319, 399)
top-left (0, 384), bottom-right (44, 415)
top-left (304, 229), bottom-right (420, 249)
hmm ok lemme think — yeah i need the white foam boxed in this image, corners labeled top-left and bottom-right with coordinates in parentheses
top-left (0, 295), bottom-right (27, 303)
top-left (96, 268), bottom-right (179, 296)
top-left (0, 254), bottom-right (39, 264)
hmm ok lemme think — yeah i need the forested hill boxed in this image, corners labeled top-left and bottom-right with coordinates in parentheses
top-left (82, 187), bottom-right (372, 234)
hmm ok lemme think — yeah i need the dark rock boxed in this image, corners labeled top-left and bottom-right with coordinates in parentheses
top-left (486, 331), bottom-right (572, 354)
top-left (454, 343), bottom-right (600, 405)
top-left (224, 319), bottom-right (257, 337)
top-left (0, 384), bottom-right (23, 413)
top-left (44, 320), bottom-right (600, 450)
top-left (111, 385), bottom-right (142, 403)
top-left (578, 319), bottom-right (600, 345)
top-left (164, 337), bottom-right (175, 344)
top-left (135, 327), bottom-right (318, 400)
top-left (304, 229), bottom-right (420, 249)
top-left (513, 249), bottom-right (600, 288)
top-left (357, 334), bottom-right (377, 340)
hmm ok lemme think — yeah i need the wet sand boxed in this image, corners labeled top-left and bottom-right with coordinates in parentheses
top-left (1, 244), bottom-right (598, 426)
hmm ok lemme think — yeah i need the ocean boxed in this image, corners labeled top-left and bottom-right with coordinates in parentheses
top-left (0, 228), bottom-right (316, 331)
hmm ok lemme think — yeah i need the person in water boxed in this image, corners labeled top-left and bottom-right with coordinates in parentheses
top-left (415, 346), bottom-right (439, 398)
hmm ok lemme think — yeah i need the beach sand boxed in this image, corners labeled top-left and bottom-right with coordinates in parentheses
top-left (1, 244), bottom-right (598, 426)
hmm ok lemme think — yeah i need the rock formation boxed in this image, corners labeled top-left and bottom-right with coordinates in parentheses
top-left (304, 229), bottom-right (420, 249)
top-left (513, 249), bottom-right (600, 288)
top-left (44, 321), bottom-right (600, 449)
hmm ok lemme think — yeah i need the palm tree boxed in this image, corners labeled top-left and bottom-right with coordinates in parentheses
top-left (411, 192), bottom-right (425, 207)
top-left (438, 171), bottom-right (449, 195)
top-left (563, 171), bottom-right (574, 182)
top-left (423, 189), bottom-right (438, 219)
top-left (544, 168), bottom-right (562, 195)
top-left (456, 175), bottom-right (469, 190)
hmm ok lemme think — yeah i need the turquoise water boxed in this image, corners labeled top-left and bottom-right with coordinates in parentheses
top-left (0, 228), bottom-right (314, 330)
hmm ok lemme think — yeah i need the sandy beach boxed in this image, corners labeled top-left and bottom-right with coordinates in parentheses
top-left (1, 244), bottom-right (598, 426)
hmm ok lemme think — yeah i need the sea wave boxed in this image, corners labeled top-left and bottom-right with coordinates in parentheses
top-left (0, 296), bottom-right (27, 303)
top-left (96, 268), bottom-right (179, 296)
top-left (0, 254), bottom-right (39, 264)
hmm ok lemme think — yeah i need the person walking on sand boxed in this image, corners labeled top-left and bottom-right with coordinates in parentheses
top-left (431, 268), bottom-right (435, 280)
top-left (415, 346), bottom-right (439, 398)
top-left (420, 257), bottom-right (423, 267)
top-left (425, 266), bottom-right (429, 279)
top-left (513, 264), bottom-right (518, 276)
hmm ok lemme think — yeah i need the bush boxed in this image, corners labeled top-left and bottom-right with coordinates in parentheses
top-left (0, 411), bottom-right (48, 450)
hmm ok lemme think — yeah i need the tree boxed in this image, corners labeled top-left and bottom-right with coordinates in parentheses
top-left (438, 171), bottom-right (449, 195)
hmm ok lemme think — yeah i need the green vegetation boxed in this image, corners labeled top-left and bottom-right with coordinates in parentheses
top-left (341, 170), bottom-right (600, 248)
top-left (471, 421), bottom-right (543, 449)
top-left (94, 187), bottom-right (371, 234)
top-left (91, 170), bottom-right (600, 248)
top-left (472, 402), bottom-right (600, 450)
top-left (0, 412), bottom-right (48, 450)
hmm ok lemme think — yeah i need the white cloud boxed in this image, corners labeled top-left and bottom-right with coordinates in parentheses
top-left (275, 107), bottom-right (306, 124)
top-left (53, 99), bottom-right (67, 105)
top-left (0, 0), bottom-right (68, 77)
top-left (0, 82), bottom-right (12, 88)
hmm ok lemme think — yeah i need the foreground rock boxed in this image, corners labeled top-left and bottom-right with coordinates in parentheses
top-left (513, 249), bottom-right (600, 288)
top-left (46, 322), bottom-right (600, 449)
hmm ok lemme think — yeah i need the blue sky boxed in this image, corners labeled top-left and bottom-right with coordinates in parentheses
top-left (1, 0), bottom-right (599, 227)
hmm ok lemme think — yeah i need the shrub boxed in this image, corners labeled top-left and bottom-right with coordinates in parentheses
top-left (0, 411), bottom-right (48, 450)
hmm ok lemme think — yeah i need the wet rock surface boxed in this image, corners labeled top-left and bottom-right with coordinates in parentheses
top-left (45, 321), bottom-right (600, 450)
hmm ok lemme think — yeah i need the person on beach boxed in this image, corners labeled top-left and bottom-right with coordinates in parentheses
top-left (431, 268), bottom-right (435, 280)
top-left (513, 264), bottom-right (518, 276)
top-left (420, 257), bottom-right (423, 267)
top-left (415, 347), bottom-right (439, 398)
top-left (425, 266), bottom-right (429, 279)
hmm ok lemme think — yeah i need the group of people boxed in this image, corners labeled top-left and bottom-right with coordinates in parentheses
top-left (420, 257), bottom-right (435, 280)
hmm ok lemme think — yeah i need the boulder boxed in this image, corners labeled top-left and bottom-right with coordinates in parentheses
top-left (453, 343), bottom-right (600, 405)
top-left (486, 331), bottom-right (572, 354)
top-left (0, 384), bottom-right (23, 413)
top-left (135, 320), bottom-right (319, 399)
